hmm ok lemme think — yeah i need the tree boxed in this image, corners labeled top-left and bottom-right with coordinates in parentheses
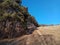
top-left (0, 0), bottom-right (39, 39)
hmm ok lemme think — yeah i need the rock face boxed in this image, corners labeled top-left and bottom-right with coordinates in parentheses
top-left (0, 0), bottom-right (39, 39)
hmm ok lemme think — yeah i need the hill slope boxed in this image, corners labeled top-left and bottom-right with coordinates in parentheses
top-left (0, 25), bottom-right (60, 45)
top-left (0, 0), bottom-right (39, 39)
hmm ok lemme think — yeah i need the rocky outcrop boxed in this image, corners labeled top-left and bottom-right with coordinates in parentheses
top-left (0, 0), bottom-right (39, 39)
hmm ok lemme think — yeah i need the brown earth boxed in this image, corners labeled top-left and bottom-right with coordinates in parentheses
top-left (0, 25), bottom-right (60, 45)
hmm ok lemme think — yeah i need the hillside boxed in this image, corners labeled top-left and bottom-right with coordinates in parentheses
top-left (0, 25), bottom-right (60, 45)
top-left (0, 0), bottom-right (39, 39)
top-left (0, 0), bottom-right (60, 45)
top-left (33, 25), bottom-right (60, 44)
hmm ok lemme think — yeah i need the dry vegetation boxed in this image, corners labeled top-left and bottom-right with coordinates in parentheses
top-left (33, 25), bottom-right (60, 45)
top-left (0, 0), bottom-right (60, 45)
top-left (0, 25), bottom-right (60, 45)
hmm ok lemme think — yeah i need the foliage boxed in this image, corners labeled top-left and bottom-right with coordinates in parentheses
top-left (0, 0), bottom-right (39, 39)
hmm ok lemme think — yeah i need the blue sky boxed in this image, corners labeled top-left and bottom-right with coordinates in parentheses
top-left (22, 0), bottom-right (60, 25)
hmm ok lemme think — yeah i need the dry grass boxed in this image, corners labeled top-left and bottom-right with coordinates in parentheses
top-left (0, 25), bottom-right (60, 45)
top-left (33, 25), bottom-right (60, 45)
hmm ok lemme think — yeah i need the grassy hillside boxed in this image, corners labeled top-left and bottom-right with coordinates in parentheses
top-left (0, 25), bottom-right (60, 45)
